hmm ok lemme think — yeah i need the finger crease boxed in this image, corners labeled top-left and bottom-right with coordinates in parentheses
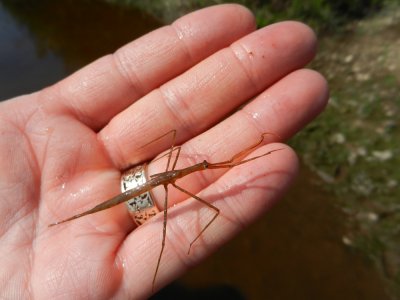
top-left (229, 43), bottom-right (261, 92)
top-left (157, 86), bottom-right (196, 137)
top-left (112, 52), bottom-right (146, 98)
top-left (170, 22), bottom-right (196, 66)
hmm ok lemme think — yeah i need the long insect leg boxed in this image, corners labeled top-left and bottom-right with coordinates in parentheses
top-left (209, 148), bottom-right (284, 170)
top-left (138, 129), bottom-right (177, 152)
top-left (133, 129), bottom-right (177, 172)
top-left (209, 132), bottom-right (279, 167)
top-left (147, 130), bottom-right (179, 176)
top-left (152, 130), bottom-right (178, 290)
top-left (153, 184), bottom-right (169, 291)
top-left (164, 130), bottom-right (176, 172)
top-left (171, 146), bottom-right (181, 171)
top-left (172, 183), bottom-right (219, 255)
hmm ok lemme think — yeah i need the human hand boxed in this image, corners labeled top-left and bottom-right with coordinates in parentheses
top-left (0, 4), bottom-right (327, 299)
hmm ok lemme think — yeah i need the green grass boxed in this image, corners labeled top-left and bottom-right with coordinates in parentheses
top-left (290, 8), bottom-right (400, 295)
top-left (105, 0), bottom-right (398, 32)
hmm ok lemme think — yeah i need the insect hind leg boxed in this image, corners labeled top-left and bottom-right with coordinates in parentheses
top-left (172, 183), bottom-right (219, 254)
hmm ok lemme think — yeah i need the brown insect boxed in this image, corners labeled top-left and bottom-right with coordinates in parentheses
top-left (49, 131), bottom-right (282, 290)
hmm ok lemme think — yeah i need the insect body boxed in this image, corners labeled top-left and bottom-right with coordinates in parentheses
top-left (49, 131), bottom-right (282, 291)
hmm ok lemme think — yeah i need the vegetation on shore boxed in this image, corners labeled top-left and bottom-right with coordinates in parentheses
top-left (105, 0), bottom-right (397, 32)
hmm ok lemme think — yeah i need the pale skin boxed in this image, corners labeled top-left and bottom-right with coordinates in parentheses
top-left (48, 130), bottom-right (284, 291)
top-left (0, 4), bottom-right (328, 300)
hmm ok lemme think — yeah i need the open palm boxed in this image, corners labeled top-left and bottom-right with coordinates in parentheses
top-left (0, 5), bottom-right (327, 299)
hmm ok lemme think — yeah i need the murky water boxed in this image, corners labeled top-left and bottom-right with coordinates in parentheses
top-left (0, 0), bottom-right (160, 100)
top-left (0, 1), bottom-right (390, 299)
top-left (178, 169), bottom-right (389, 299)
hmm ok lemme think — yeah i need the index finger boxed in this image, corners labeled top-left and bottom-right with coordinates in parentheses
top-left (38, 4), bottom-right (256, 129)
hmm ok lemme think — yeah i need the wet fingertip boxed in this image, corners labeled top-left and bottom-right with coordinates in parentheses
top-left (174, 3), bottom-right (256, 35)
top-left (298, 69), bottom-right (329, 110)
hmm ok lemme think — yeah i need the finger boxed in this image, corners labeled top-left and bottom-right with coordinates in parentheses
top-left (47, 68), bottom-right (325, 243)
top-left (43, 69), bottom-right (326, 244)
top-left (39, 4), bottom-right (256, 130)
top-left (148, 69), bottom-right (328, 207)
top-left (100, 21), bottom-right (317, 168)
top-left (115, 69), bottom-right (326, 295)
top-left (116, 143), bottom-right (297, 296)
